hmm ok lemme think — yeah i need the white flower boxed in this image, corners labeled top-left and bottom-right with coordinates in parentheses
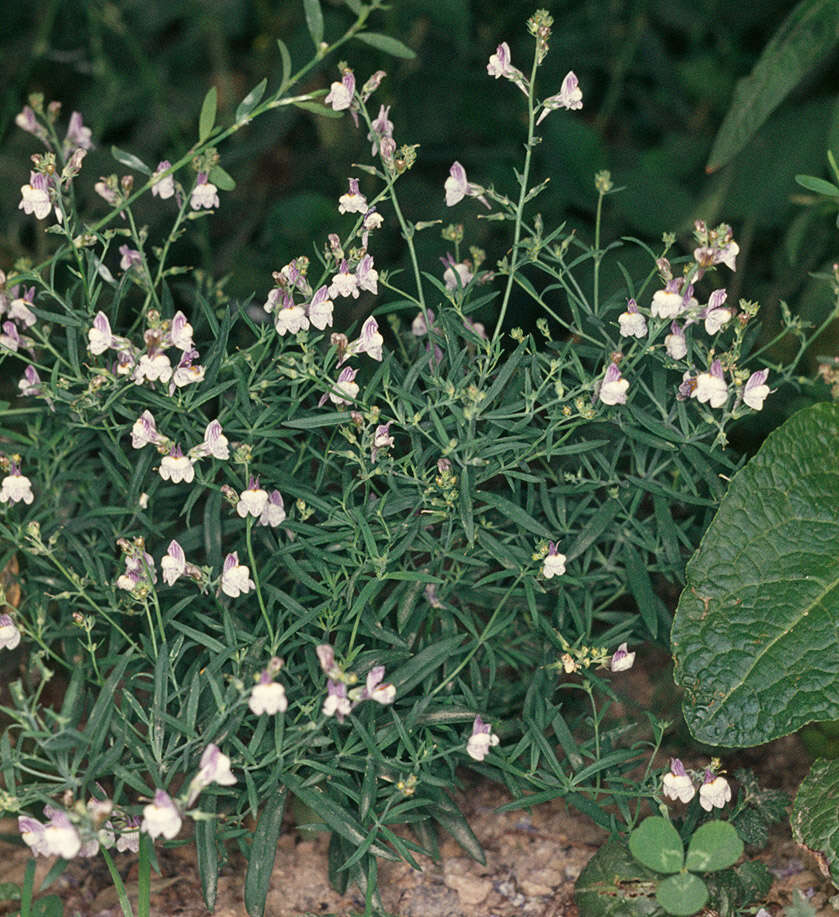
top-left (88, 311), bottom-right (114, 355)
top-left (274, 303), bottom-right (309, 336)
top-left (190, 174), bottom-right (219, 210)
top-left (694, 360), bottom-right (728, 409)
top-left (187, 743), bottom-right (237, 806)
top-left (161, 540), bottom-right (187, 586)
top-left (618, 299), bottom-right (647, 339)
top-left (662, 759), bottom-right (696, 803)
top-left (703, 289), bottom-right (731, 335)
top-left (42, 812), bottom-right (82, 859)
top-left (169, 311), bottom-right (194, 351)
top-left (324, 71), bottom-right (355, 111)
top-left (444, 261), bottom-right (473, 291)
top-left (0, 614), bottom-right (21, 650)
top-left (259, 490), bottom-right (286, 527)
top-left (19, 816), bottom-right (50, 856)
top-left (542, 542), bottom-right (566, 578)
top-left (338, 177), bottom-right (367, 214)
top-left (249, 681), bottom-right (288, 715)
top-left (142, 790), bottom-right (182, 840)
top-left (599, 362), bottom-right (629, 406)
top-left (743, 369), bottom-right (770, 411)
top-left (664, 322), bottom-right (687, 360)
top-left (445, 161), bottom-right (470, 207)
top-left (237, 478), bottom-right (269, 518)
top-left (307, 286), bottom-right (333, 331)
top-left (151, 161), bottom-right (175, 199)
top-left (650, 289), bottom-right (685, 320)
top-left (326, 367), bottom-right (359, 405)
top-left (159, 447), bottom-right (194, 483)
top-left (536, 71), bottom-right (583, 125)
top-left (116, 822), bottom-right (140, 853)
top-left (329, 260), bottom-right (359, 299)
top-left (466, 715), bottom-right (500, 762)
top-left (221, 552), bottom-right (254, 598)
top-left (131, 410), bottom-right (162, 449)
top-left (346, 316), bottom-right (384, 362)
top-left (1, 467), bottom-right (34, 504)
top-left (134, 352), bottom-right (173, 385)
top-left (19, 173), bottom-right (51, 220)
top-left (356, 254), bottom-right (378, 295)
top-left (610, 642), bottom-right (635, 672)
top-left (699, 773), bottom-right (732, 811)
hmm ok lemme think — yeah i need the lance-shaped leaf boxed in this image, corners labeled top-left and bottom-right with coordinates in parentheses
top-left (672, 402), bottom-right (839, 747)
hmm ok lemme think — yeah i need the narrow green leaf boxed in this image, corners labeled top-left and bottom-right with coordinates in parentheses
top-left (795, 173), bottom-right (839, 196)
top-left (208, 165), bottom-right (235, 191)
top-left (430, 797), bottom-right (485, 864)
top-left (565, 499), bottom-right (620, 561)
top-left (244, 790), bottom-right (286, 917)
top-left (327, 832), bottom-right (351, 894)
top-left (111, 146), bottom-right (152, 175)
top-left (199, 86), bottom-right (218, 143)
top-left (685, 820), bottom-right (743, 872)
top-left (235, 78), bottom-right (268, 123)
top-left (276, 39), bottom-right (292, 94)
top-left (303, 0), bottom-right (324, 47)
top-left (151, 645), bottom-right (169, 763)
top-left (623, 542), bottom-right (659, 638)
top-left (195, 798), bottom-right (218, 911)
top-left (355, 31), bottom-right (416, 59)
top-left (706, 0), bottom-right (839, 171)
top-left (389, 635), bottom-right (465, 695)
top-left (292, 100), bottom-right (344, 119)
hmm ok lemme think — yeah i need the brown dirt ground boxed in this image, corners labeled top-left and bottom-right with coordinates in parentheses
top-left (0, 731), bottom-right (836, 917)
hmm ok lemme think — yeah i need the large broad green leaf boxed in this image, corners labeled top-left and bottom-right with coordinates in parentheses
top-left (574, 837), bottom-right (665, 916)
top-left (672, 403), bottom-right (839, 747)
top-left (791, 757), bottom-right (839, 887)
top-left (706, 0), bottom-right (839, 172)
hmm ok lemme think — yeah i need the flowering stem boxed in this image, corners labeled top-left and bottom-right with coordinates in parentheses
top-left (490, 46), bottom-right (541, 348)
top-left (137, 833), bottom-right (152, 917)
top-left (125, 205), bottom-right (161, 312)
top-left (101, 846), bottom-right (135, 917)
top-left (593, 189), bottom-right (605, 315)
top-left (245, 517), bottom-right (275, 651)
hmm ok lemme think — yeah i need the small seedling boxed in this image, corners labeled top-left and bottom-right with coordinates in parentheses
top-left (628, 816), bottom-right (744, 916)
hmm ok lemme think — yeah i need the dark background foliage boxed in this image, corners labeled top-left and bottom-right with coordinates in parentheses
top-left (1, 0), bottom-right (837, 351)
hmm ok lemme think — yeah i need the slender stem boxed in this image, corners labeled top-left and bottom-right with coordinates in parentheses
top-left (245, 517), bottom-right (275, 651)
top-left (593, 190), bottom-right (605, 314)
top-left (490, 50), bottom-right (541, 348)
top-left (101, 847), bottom-right (135, 917)
top-left (137, 833), bottom-right (151, 917)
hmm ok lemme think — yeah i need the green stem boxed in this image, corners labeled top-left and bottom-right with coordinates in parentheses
top-left (137, 833), bottom-right (151, 917)
top-left (245, 517), bottom-right (275, 651)
top-left (101, 847), bottom-right (135, 917)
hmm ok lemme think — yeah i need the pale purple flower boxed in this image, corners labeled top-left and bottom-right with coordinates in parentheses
top-left (466, 715), bottom-right (500, 761)
top-left (442, 253), bottom-right (473, 291)
top-left (63, 147), bottom-right (87, 179)
top-left (237, 477), bottom-right (269, 518)
top-left (368, 104), bottom-right (394, 156)
top-left (338, 177), bottom-right (368, 214)
top-left (15, 106), bottom-right (48, 143)
top-left (259, 490), bottom-right (286, 527)
top-left (19, 816), bottom-right (50, 856)
top-left (444, 161), bottom-right (487, 208)
top-left (170, 311), bottom-right (194, 351)
top-left (19, 172), bottom-right (51, 220)
top-left (65, 111), bottom-right (93, 151)
top-left (487, 42), bottom-right (515, 79)
top-left (88, 311), bottom-right (114, 355)
top-left (0, 614), bottom-right (21, 650)
top-left (650, 288), bottom-right (685, 320)
top-left (743, 369), bottom-right (771, 411)
top-left (131, 410), bottom-right (162, 449)
top-left (171, 349), bottom-right (205, 389)
top-left (694, 360), bottom-right (728, 409)
top-left (190, 173), bottom-right (219, 210)
top-left (536, 71), bottom-right (583, 125)
top-left (317, 644), bottom-right (341, 678)
top-left (361, 208), bottom-right (383, 248)
top-left (307, 285), bottom-right (334, 331)
top-left (617, 298), bottom-right (647, 338)
top-left (322, 366), bottom-right (359, 406)
top-left (323, 679), bottom-right (352, 721)
top-left (610, 642), bottom-right (635, 672)
top-left (221, 552), bottom-right (254, 598)
top-left (599, 362), bottom-right (629, 406)
top-left (118, 245), bottom-right (142, 271)
top-left (116, 549), bottom-right (157, 592)
top-left (161, 540), bottom-right (187, 586)
top-left (17, 364), bottom-right (41, 396)
top-left (347, 315), bottom-right (383, 361)
top-left (703, 289), bottom-right (731, 335)
top-left (187, 743), bottom-right (237, 806)
top-left (542, 542), bottom-right (566, 578)
top-left (328, 260), bottom-right (359, 299)
top-left (141, 790), bottom-right (182, 840)
top-left (359, 665), bottom-right (396, 705)
top-left (371, 422), bottom-right (394, 461)
top-left (42, 810), bottom-right (82, 859)
top-left (8, 288), bottom-right (37, 327)
top-left (248, 669), bottom-right (288, 716)
top-left (0, 321), bottom-right (20, 352)
top-left (664, 322), bottom-right (687, 360)
top-left (274, 297), bottom-right (309, 336)
top-left (324, 70), bottom-right (355, 111)
top-left (151, 161), bottom-right (175, 199)
top-left (662, 758), bottom-right (696, 803)
top-left (116, 817), bottom-right (141, 853)
top-left (94, 177), bottom-right (120, 207)
top-left (699, 770), bottom-right (732, 811)
top-left (0, 465), bottom-right (34, 505)
top-left (356, 254), bottom-right (378, 295)
top-left (203, 419), bottom-right (229, 460)
top-left (159, 445), bottom-right (194, 483)
top-left (134, 352), bottom-right (173, 385)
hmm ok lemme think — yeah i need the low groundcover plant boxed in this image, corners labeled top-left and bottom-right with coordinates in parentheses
top-left (0, 3), bottom-right (828, 915)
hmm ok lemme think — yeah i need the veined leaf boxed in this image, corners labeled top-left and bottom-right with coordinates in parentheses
top-left (355, 31), bottom-right (416, 59)
top-left (199, 86), bottom-right (218, 143)
top-left (111, 146), bottom-right (152, 175)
